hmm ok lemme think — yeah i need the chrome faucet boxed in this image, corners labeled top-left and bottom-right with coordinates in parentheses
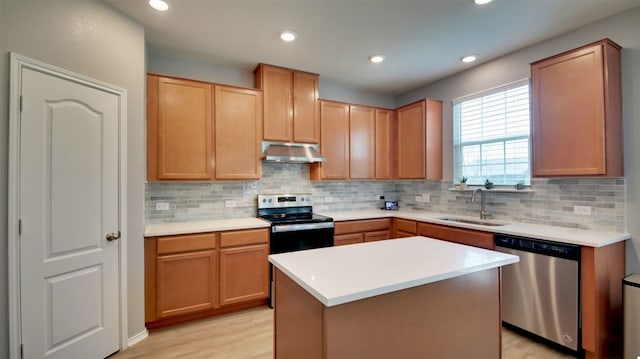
top-left (471, 188), bottom-right (491, 220)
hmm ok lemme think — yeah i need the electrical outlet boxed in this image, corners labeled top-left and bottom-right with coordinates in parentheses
top-left (422, 194), bottom-right (431, 203)
top-left (155, 202), bottom-right (170, 211)
top-left (325, 197), bottom-right (333, 203)
top-left (574, 205), bottom-right (592, 215)
top-left (225, 200), bottom-right (237, 208)
top-left (415, 196), bottom-right (423, 202)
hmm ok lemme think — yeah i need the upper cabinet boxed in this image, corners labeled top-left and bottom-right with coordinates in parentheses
top-left (349, 105), bottom-right (376, 179)
top-left (531, 39), bottom-right (622, 177)
top-left (396, 99), bottom-right (443, 180)
top-left (254, 64), bottom-right (320, 143)
top-left (375, 108), bottom-right (396, 179)
top-left (147, 75), bottom-right (214, 180)
top-left (147, 74), bottom-right (263, 181)
top-left (311, 100), bottom-right (350, 180)
top-left (214, 85), bottom-right (262, 180)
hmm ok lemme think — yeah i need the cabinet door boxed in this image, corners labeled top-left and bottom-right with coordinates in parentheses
top-left (258, 65), bottom-right (293, 142)
top-left (156, 250), bottom-right (217, 318)
top-left (293, 71), bottom-right (320, 143)
top-left (364, 230), bottom-right (390, 242)
top-left (214, 85), bottom-right (262, 179)
top-left (349, 105), bottom-right (375, 179)
top-left (312, 101), bottom-right (350, 179)
top-left (425, 100), bottom-right (443, 180)
top-left (392, 218), bottom-right (417, 238)
top-left (148, 75), bottom-right (213, 180)
top-left (397, 100), bottom-right (426, 179)
top-left (531, 40), bottom-right (621, 177)
top-left (334, 233), bottom-right (364, 246)
top-left (219, 244), bottom-right (269, 306)
top-left (375, 109), bottom-right (395, 179)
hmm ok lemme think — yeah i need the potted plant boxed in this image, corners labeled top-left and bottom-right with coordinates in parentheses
top-left (484, 179), bottom-right (494, 189)
top-left (458, 176), bottom-right (468, 189)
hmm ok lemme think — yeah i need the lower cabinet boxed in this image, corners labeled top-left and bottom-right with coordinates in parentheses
top-left (145, 228), bottom-right (269, 328)
top-left (417, 222), bottom-right (494, 250)
top-left (392, 218), bottom-right (417, 238)
top-left (334, 219), bottom-right (391, 246)
top-left (219, 229), bottom-right (269, 306)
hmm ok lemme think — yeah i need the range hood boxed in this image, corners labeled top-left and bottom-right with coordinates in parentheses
top-left (262, 141), bottom-right (325, 163)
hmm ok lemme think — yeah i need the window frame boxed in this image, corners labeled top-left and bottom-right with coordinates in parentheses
top-left (452, 79), bottom-right (531, 186)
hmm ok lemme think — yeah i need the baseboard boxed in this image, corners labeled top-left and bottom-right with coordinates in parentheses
top-left (127, 328), bottom-right (149, 347)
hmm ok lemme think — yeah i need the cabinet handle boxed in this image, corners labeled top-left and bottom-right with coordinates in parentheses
top-left (106, 231), bottom-right (121, 241)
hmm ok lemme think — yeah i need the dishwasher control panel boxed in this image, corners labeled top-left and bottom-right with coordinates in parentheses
top-left (495, 234), bottom-right (580, 261)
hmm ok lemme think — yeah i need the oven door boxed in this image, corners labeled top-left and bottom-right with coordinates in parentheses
top-left (270, 222), bottom-right (334, 254)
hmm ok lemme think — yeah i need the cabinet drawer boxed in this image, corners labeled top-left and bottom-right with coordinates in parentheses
top-left (334, 218), bottom-right (391, 235)
top-left (334, 233), bottom-right (364, 246)
top-left (417, 222), bottom-right (494, 249)
top-left (365, 230), bottom-right (390, 242)
top-left (157, 233), bottom-right (216, 255)
top-left (393, 218), bottom-right (417, 234)
top-left (220, 228), bottom-right (269, 248)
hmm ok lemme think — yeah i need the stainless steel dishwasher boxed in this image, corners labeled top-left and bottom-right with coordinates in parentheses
top-left (495, 234), bottom-right (581, 354)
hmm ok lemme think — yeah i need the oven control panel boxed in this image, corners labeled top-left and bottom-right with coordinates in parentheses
top-left (258, 194), bottom-right (313, 209)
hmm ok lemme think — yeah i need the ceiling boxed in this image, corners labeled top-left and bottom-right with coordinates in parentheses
top-left (105, 0), bottom-right (640, 96)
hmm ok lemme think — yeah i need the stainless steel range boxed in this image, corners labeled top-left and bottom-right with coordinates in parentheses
top-left (258, 194), bottom-right (334, 254)
top-left (258, 194), bottom-right (334, 307)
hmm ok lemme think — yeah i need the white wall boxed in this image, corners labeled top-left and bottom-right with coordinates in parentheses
top-left (0, 0), bottom-right (147, 356)
top-left (396, 8), bottom-right (640, 273)
top-left (147, 51), bottom-right (396, 109)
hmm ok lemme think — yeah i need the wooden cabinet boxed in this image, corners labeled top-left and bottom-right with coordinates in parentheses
top-left (150, 233), bottom-right (218, 319)
top-left (375, 108), bottom-right (396, 179)
top-left (254, 64), bottom-right (320, 143)
top-left (417, 222), bottom-right (494, 249)
top-left (581, 242), bottom-right (625, 359)
top-left (147, 74), bottom-right (214, 180)
top-left (334, 219), bottom-right (391, 246)
top-left (219, 229), bottom-right (269, 306)
top-left (531, 39), bottom-right (622, 177)
top-left (214, 85), bottom-right (262, 179)
top-left (311, 100), bottom-right (350, 180)
top-left (392, 218), bottom-right (417, 238)
top-left (349, 105), bottom-right (375, 179)
top-left (396, 99), bottom-right (442, 179)
top-left (145, 228), bottom-right (269, 328)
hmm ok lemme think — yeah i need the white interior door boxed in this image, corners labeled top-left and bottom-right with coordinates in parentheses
top-left (19, 67), bottom-right (121, 358)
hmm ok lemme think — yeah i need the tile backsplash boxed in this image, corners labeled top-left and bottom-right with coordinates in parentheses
top-left (146, 163), bottom-right (626, 232)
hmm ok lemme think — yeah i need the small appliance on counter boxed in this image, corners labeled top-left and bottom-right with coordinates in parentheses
top-left (382, 201), bottom-right (398, 210)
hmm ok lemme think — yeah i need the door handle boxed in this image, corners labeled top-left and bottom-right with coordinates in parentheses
top-left (106, 231), bottom-right (121, 241)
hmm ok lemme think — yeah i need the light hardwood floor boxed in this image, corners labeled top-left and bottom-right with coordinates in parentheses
top-left (111, 306), bottom-right (576, 359)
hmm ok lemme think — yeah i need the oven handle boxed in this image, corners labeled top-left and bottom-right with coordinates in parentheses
top-left (272, 222), bottom-right (334, 233)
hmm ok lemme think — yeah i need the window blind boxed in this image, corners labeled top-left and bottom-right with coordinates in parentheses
top-left (453, 80), bottom-right (530, 185)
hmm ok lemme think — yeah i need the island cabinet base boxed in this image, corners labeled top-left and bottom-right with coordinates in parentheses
top-left (274, 268), bottom-right (501, 359)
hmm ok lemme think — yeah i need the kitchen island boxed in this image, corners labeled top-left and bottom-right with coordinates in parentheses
top-left (269, 236), bottom-right (519, 358)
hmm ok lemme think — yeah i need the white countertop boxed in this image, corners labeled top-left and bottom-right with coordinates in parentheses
top-left (144, 218), bottom-right (270, 237)
top-left (322, 210), bottom-right (630, 247)
top-left (269, 236), bottom-right (519, 307)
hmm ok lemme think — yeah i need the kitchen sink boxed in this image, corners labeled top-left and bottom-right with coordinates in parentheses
top-left (436, 217), bottom-right (508, 227)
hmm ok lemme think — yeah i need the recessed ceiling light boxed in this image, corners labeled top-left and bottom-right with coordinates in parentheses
top-left (280, 31), bottom-right (297, 42)
top-left (461, 54), bottom-right (477, 63)
top-left (474, 0), bottom-right (493, 5)
top-left (149, 0), bottom-right (169, 11)
top-left (369, 54), bottom-right (385, 63)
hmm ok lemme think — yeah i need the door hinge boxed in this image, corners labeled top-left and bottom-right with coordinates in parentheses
top-left (20, 344), bottom-right (23, 358)
top-left (18, 219), bottom-right (22, 236)
top-left (19, 95), bottom-right (23, 112)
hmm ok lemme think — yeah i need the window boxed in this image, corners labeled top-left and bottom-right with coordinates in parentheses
top-left (453, 80), bottom-right (530, 186)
